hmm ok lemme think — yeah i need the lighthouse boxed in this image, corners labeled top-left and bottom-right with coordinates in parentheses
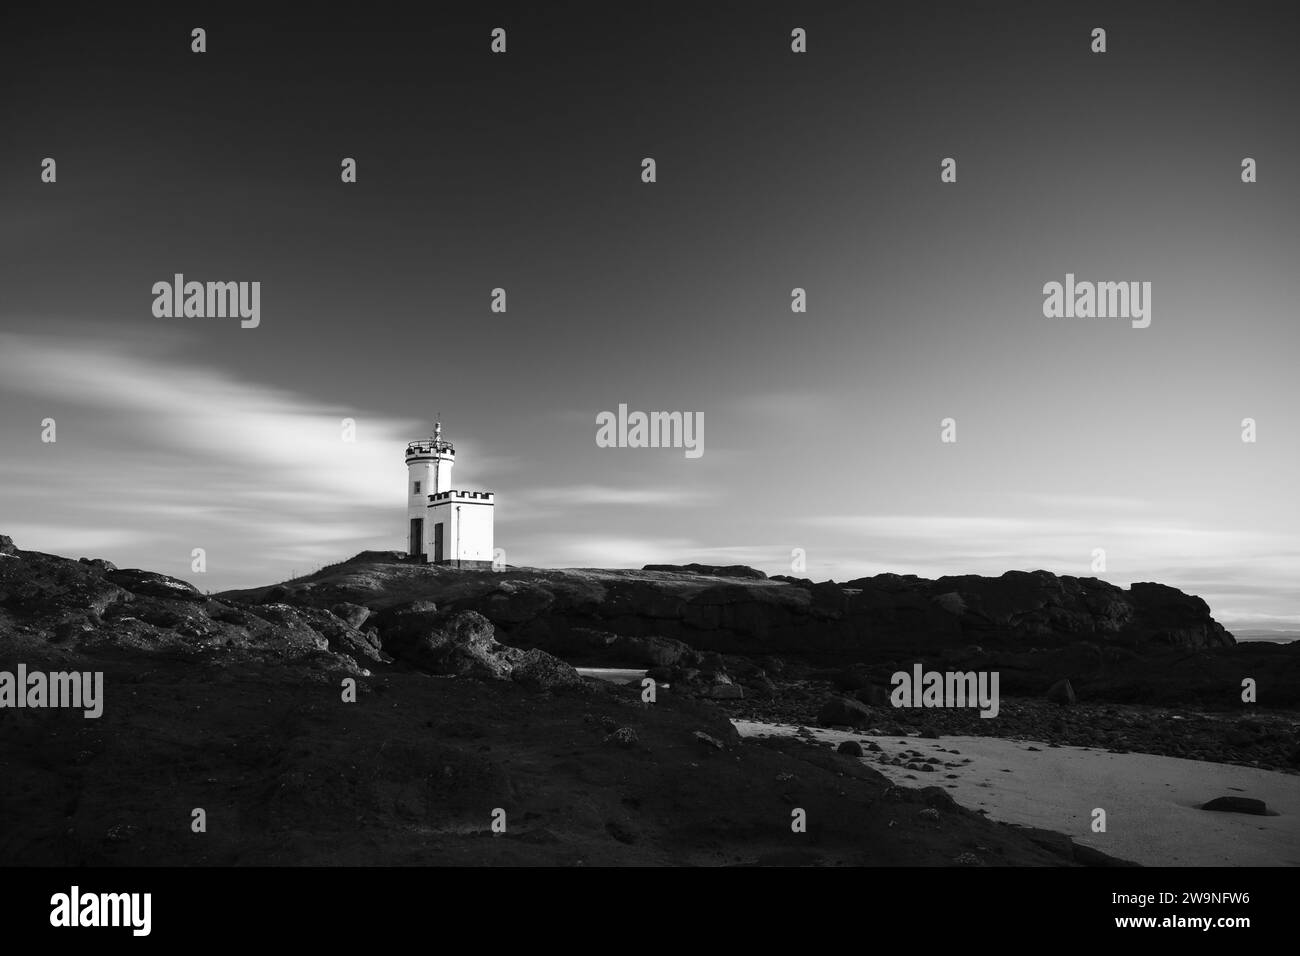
top-left (404, 421), bottom-right (495, 567)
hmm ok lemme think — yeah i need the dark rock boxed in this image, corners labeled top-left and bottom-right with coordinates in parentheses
top-left (1201, 796), bottom-right (1268, 815)
top-left (212, 553), bottom-right (1240, 672)
top-left (919, 787), bottom-right (958, 809)
top-left (54, 616), bottom-right (97, 643)
top-left (605, 727), bottom-right (638, 748)
top-left (324, 626), bottom-right (385, 664)
top-left (1127, 582), bottom-right (1234, 648)
top-left (836, 740), bottom-right (864, 757)
top-left (383, 608), bottom-right (516, 679)
top-left (817, 696), bottom-right (874, 728)
top-left (104, 568), bottom-right (204, 601)
top-left (510, 648), bottom-right (582, 690)
top-left (643, 564), bottom-right (767, 580)
top-left (931, 592), bottom-right (965, 615)
top-left (1072, 843), bottom-right (1141, 867)
top-left (480, 583), bottom-right (553, 623)
top-left (1016, 826), bottom-right (1075, 859)
top-left (852, 684), bottom-right (892, 707)
top-left (0, 534), bottom-right (16, 556)
top-left (78, 557), bottom-right (118, 572)
top-left (331, 602), bottom-right (371, 629)
top-left (709, 683), bottom-right (744, 700)
top-left (1046, 678), bottom-right (1076, 705)
top-left (741, 673), bottom-right (777, 698)
top-left (617, 634), bottom-right (698, 667)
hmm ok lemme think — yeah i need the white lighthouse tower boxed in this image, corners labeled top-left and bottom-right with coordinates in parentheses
top-left (404, 420), bottom-right (495, 567)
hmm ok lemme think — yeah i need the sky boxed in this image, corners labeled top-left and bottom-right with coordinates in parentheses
top-left (2, 2), bottom-right (1298, 633)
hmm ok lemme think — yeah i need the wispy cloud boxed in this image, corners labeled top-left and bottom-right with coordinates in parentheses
top-left (512, 533), bottom-right (699, 569)
top-left (0, 330), bottom-right (419, 585)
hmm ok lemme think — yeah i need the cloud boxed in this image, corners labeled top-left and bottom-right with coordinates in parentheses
top-left (0, 330), bottom-right (420, 586)
top-left (513, 484), bottom-right (714, 508)
top-left (798, 511), bottom-right (1300, 621)
top-left (1, 524), bottom-right (152, 556)
top-left (512, 533), bottom-right (699, 568)
top-left (0, 331), bottom-right (415, 508)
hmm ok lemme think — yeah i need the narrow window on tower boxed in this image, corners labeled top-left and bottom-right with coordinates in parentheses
top-left (414, 481), bottom-right (422, 494)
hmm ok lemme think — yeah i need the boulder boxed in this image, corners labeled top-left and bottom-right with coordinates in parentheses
top-left (1201, 796), bottom-right (1268, 815)
top-left (331, 602), bottom-right (371, 629)
top-left (836, 740), bottom-right (864, 757)
top-left (372, 601), bottom-right (442, 645)
top-left (1127, 582), bottom-right (1234, 647)
top-left (510, 648), bottom-right (582, 690)
top-left (0, 534), bottom-right (16, 555)
top-left (629, 635), bottom-right (699, 667)
top-left (709, 683), bottom-right (744, 700)
top-left (105, 568), bottom-right (204, 601)
top-left (78, 557), bottom-right (118, 572)
top-left (816, 696), bottom-right (873, 728)
top-left (480, 583), bottom-right (554, 623)
top-left (932, 591), bottom-right (966, 615)
top-left (325, 627), bottom-right (385, 664)
top-left (1046, 678), bottom-right (1076, 705)
top-left (383, 609), bottom-right (515, 679)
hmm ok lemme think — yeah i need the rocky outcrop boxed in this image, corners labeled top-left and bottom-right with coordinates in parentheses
top-left (643, 564), bottom-right (768, 580)
top-left (372, 603), bottom-right (581, 688)
top-left (0, 535), bottom-right (587, 690)
top-left (213, 554), bottom-right (1237, 668)
top-left (331, 602), bottom-right (371, 629)
top-left (381, 608), bottom-right (517, 679)
top-left (817, 696), bottom-right (875, 728)
top-left (511, 648), bottom-right (584, 689)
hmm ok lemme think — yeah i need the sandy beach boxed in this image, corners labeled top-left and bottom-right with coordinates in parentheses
top-left (735, 720), bottom-right (1300, 866)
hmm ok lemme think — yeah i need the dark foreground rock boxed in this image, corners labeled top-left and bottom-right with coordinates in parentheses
top-left (1046, 678), bottom-right (1076, 705)
top-left (218, 556), bottom-right (1238, 665)
top-left (817, 696), bottom-right (875, 729)
top-left (1201, 796), bottom-right (1269, 815)
top-left (206, 554), bottom-right (1290, 719)
top-left (0, 533), bottom-right (1116, 866)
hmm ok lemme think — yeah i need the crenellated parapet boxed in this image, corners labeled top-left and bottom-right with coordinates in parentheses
top-left (428, 490), bottom-right (494, 503)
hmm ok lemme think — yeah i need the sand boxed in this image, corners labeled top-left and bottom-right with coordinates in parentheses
top-left (734, 720), bottom-right (1300, 867)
